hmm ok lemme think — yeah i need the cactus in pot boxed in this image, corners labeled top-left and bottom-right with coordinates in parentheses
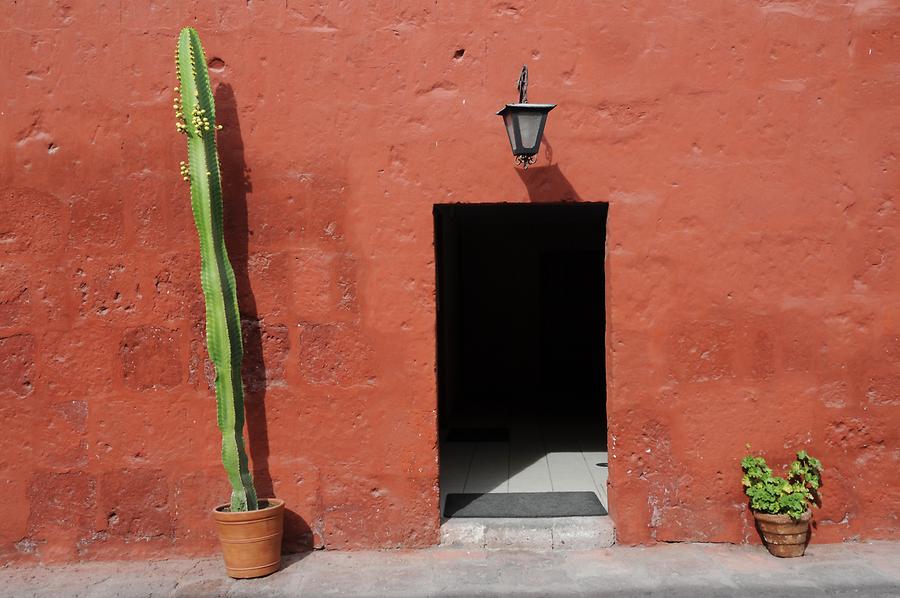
top-left (174, 27), bottom-right (257, 512)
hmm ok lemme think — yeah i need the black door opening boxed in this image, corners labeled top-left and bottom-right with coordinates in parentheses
top-left (434, 203), bottom-right (608, 519)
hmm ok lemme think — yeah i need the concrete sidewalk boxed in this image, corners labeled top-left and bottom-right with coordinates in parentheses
top-left (2, 542), bottom-right (898, 597)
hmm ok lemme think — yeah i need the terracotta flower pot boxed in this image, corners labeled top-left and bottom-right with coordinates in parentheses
top-left (213, 498), bottom-right (285, 578)
top-left (752, 509), bottom-right (811, 558)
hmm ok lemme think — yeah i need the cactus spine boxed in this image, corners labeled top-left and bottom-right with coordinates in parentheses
top-left (174, 28), bottom-right (258, 512)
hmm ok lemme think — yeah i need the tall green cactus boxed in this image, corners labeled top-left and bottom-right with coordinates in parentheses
top-left (174, 27), bottom-right (258, 512)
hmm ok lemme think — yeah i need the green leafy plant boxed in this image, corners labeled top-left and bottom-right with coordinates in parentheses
top-left (741, 448), bottom-right (822, 520)
top-left (174, 27), bottom-right (258, 511)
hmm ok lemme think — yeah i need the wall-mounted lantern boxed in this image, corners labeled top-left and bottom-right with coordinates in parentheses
top-left (497, 65), bottom-right (556, 169)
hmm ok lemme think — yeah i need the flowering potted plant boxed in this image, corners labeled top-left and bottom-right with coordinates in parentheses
top-left (741, 449), bottom-right (823, 558)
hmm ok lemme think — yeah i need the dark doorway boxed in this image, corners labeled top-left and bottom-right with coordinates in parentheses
top-left (434, 203), bottom-right (608, 518)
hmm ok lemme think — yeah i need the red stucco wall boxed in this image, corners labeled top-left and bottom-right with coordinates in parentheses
top-left (2, 1), bottom-right (899, 563)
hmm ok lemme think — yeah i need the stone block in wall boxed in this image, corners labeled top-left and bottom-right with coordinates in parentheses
top-left (187, 334), bottom-right (216, 392)
top-left (0, 188), bottom-right (69, 258)
top-left (32, 263), bottom-right (79, 326)
top-left (151, 252), bottom-right (204, 324)
top-left (95, 469), bottom-right (173, 545)
top-left (39, 326), bottom-right (116, 399)
top-left (0, 263), bottom-right (77, 330)
top-left (73, 259), bottom-right (150, 322)
top-left (0, 262), bottom-right (30, 328)
top-left (297, 321), bottom-right (371, 387)
top-left (229, 173), bottom-right (349, 251)
top-left (236, 252), bottom-right (292, 320)
top-left (864, 373), bottom-right (900, 407)
top-left (172, 471), bottom-right (230, 550)
top-left (67, 190), bottom-right (124, 249)
top-left (89, 397), bottom-right (219, 472)
top-left (241, 319), bottom-right (289, 393)
top-left (38, 400), bottom-right (89, 471)
top-left (291, 249), bottom-right (359, 320)
top-left (666, 320), bottom-right (736, 384)
top-left (0, 477), bottom-right (28, 559)
top-left (25, 471), bottom-right (96, 560)
top-left (0, 333), bottom-right (34, 399)
top-left (319, 471), bottom-right (438, 549)
top-left (120, 326), bottom-right (182, 391)
top-left (259, 457), bottom-right (321, 551)
top-left (132, 178), bottom-right (195, 251)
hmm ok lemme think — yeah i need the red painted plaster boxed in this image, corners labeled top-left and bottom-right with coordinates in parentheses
top-left (2, 1), bottom-right (899, 563)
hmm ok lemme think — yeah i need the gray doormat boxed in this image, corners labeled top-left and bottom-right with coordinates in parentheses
top-left (444, 492), bottom-right (607, 518)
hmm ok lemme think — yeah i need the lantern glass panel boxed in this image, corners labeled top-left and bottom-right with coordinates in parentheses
top-left (503, 112), bottom-right (517, 152)
top-left (518, 112), bottom-right (543, 150)
top-left (497, 103), bottom-right (555, 158)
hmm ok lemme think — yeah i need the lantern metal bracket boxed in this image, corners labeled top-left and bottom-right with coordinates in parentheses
top-left (517, 65), bottom-right (528, 104)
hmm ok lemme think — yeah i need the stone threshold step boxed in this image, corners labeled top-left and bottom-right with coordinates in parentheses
top-left (441, 516), bottom-right (615, 550)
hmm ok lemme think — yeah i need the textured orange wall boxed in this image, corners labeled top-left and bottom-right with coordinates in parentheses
top-left (2, 1), bottom-right (899, 563)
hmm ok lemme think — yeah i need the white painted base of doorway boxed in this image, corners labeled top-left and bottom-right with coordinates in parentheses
top-left (441, 516), bottom-right (615, 550)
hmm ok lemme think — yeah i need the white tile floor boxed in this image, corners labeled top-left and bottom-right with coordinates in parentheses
top-left (439, 417), bottom-right (608, 517)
